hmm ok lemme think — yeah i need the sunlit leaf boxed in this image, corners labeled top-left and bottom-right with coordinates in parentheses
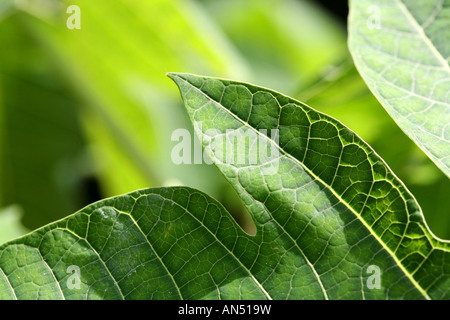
top-left (169, 73), bottom-right (450, 299)
top-left (0, 16), bottom-right (92, 229)
top-left (348, 0), bottom-right (450, 177)
top-left (1, 74), bottom-right (447, 300)
top-left (297, 58), bottom-right (450, 240)
top-left (0, 206), bottom-right (28, 245)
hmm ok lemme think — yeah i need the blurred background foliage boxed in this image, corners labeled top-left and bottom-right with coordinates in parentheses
top-left (0, 0), bottom-right (448, 244)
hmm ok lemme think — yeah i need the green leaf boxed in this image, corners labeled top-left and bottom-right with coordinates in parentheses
top-left (168, 73), bottom-right (449, 299)
top-left (0, 187), bottom-right (270, 300)
top-left (0, 206), bottom-right (28, 245)
top-left (348, 0), bottom-right (450, 177)
top-left (0, 74), bottom-right (448, 300)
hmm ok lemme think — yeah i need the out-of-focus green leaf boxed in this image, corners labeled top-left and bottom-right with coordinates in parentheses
top-left (298, 59), bottom-right (388, 143)
top-left (0, 0), bottom-right (14, 20)
top-left (0, 206), bottom-right (28, 244)
top-left (13, 0), bottom-right (251, 200)
top-left (0, 72), bottom-right (448, 300)
top-left (0, 78), bottom-right (3, 207)
top-left (0, 16), bottom-right (95, 229)
top-left (4, 0), bottom-right (348, 234)
top-left (198, 0), bottom-right (347, 94)
top-left (348, 0), bottom-right (450, 177)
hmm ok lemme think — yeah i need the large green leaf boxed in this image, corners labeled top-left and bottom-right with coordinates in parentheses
top-left (0, 187), bottom-right (270, 300)
top-left (168, 73), bottom-right (449, 299)
top-left (1, 74), bottom-right (448, 300)
top-left (0, 0), bottom-right (13, 20)
top-left (348, 0), bottom-right (450, 177)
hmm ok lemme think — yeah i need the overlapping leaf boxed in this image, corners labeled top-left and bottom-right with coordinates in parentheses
top-left (12, 0), bottom-right (248, 198)
top-left (348, 0), bottom-right (450, 177)
top-left (0, 206), bottom-right (28, 245)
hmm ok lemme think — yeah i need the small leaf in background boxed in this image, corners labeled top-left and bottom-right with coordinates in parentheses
top-left (0, 16), bottom-right (95, 229)
top-left (348, 0), bottom-right (450, 178)
top-left (0, 0), bottom-right (14, 20)
top-left (200, 0), bottom-right (347, 94)
top-left (0, 206), bottom-right (28, 244)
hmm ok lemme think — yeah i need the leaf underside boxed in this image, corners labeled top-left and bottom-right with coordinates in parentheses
top-left (0, 74), bottom-right (448, 300)
top-left (348, 0), bottom-right (450, 177)
top-left (168, 73), bottom-right (449, 300)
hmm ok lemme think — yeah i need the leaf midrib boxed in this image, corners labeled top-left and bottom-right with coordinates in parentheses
top-left (395, 0), bottom-right (450, 73)
top-left (173, 74), bottom-right (433, 300)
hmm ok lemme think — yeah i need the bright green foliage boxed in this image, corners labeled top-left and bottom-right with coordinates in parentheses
top-left (0, 75), bottom-right (448, 300)
top-left (0, 187), bottom-right (270, 300)
top-left (0, 19), bottom-right (88, 227)
top-left (0, 206), bottom-right (28, 245)
top-left (168, 73), bottom-right (450, 299)
top-left (296, 60), bottom-right (450, 240)
top-left (348, 0), bottom-right (450, 178)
